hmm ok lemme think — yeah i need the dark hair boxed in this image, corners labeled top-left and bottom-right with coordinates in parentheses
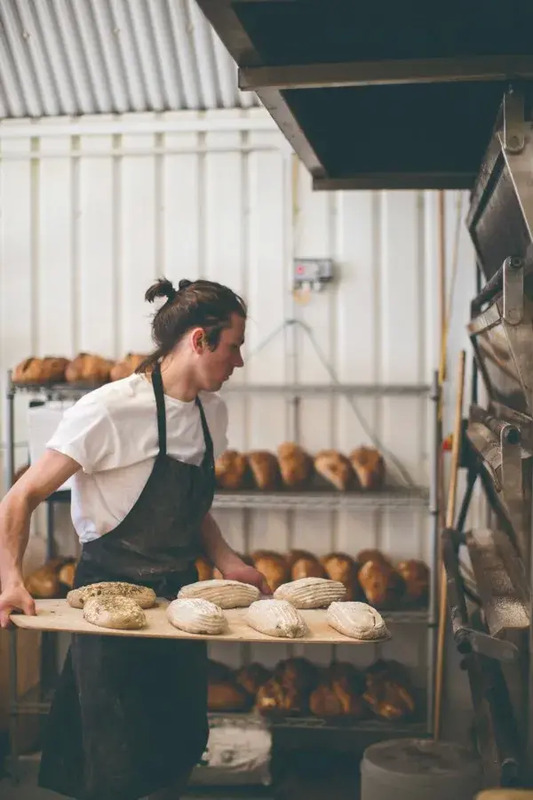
top-left (137, 277), bottom-right (247, 372)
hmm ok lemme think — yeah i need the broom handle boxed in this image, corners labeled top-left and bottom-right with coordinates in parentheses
top-left (434, 350), bottom-right (466, 739)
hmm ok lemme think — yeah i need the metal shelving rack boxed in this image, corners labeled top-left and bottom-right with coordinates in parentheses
top-left (4, 370), bottom-right (439, 779)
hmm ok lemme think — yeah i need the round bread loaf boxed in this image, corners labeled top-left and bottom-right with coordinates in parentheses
top-left (167, 598), bottom-right (227, 635)
top-left (83, 595), bottom-right (146, 630)
top-left (67, 581), bottom-right (156, 609)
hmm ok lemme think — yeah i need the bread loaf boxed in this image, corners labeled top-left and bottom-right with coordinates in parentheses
top-left (67, 581), bottom-right (156, 609)
top-left (274, 577), bottom-right (346, 608)
top-left (357, 559), bottom-right (404, 607)
top-left (177, 579), bottom-right (259, 608)
top-left (290, 554), bottom-right (327, 580)
top-left (166, 598), bottom-right (227, 635)
top-left (326, 601), bottom-right (389, 640)
top-left (356, 548), bottom-right (391, 566)
top-left (110, 353), bottom-right (147, 381)
top-left (214, 450), bottom-right (249, 490)
top-left (25, 564), bottom-right (62, 599)
top-left (13, 356), bottom-right (69, 384)
top-left (364, 660), bottom-right (415, 720)
top-left (58, 561), bottom-right (77, 589)
top-left (396, 559), bottom-right (429, 604)
top-left (321, 552), bottom-right (360, 601)
top-left (66, 353), bottom-right (112, 384)
top-left (208, 680), bottom-right (251, 711)
top-left (235, 662), bottom-right (272, 696)
top-left (349, 447), bottom-right (385, 490)
top-left (83, 595), bottom-right (146, 630)
top-left (246, 599), bottom-right (307, 638)
top-left (310, 662), bottom-right (366, 716)
top-left (195, 555), bottom-right (214, 582)
top-left (286, 549), bottom-right (316, 569)
top-left (277, 442), bottom-right (313, 489)
top-left (273, 657), bottom-right (319, 694)
top-left (247, 450), bottom-right (280, 490)
top-left (251, 550), bottom-right (289, 592)
top-left (314, 450), bottom-right (354, 491)
top-left (255, 677), bottom-right (306, 715)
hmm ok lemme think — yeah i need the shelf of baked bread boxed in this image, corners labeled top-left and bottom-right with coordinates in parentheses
top-left (46, 487), bottom-right (429, 509)
top-left (211, 487), bottom-right (429, 510)
top-left (208, 710), bottom-right (426, 734)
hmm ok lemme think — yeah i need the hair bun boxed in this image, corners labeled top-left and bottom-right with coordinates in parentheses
top-left (145, 278), bottom-right (177, 304)
top-left (178, 279), bottom-right (192, 291)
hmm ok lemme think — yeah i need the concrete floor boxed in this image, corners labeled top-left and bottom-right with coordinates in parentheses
top-left (0, 757), bottom-right (275, 800)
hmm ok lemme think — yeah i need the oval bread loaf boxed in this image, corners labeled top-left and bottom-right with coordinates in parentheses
top-left (67, 582), bottom-right (156, 609)
top-left (167, 598), bottom-right (228, 635)
top-left (246, 599), bottom-right (307, 639)
top-left (274, 577), bottom-right (346, 608)
top-left (177, 579), bottom-right (260, 608)
top-left (83, 595), bottom-right (146, 630)
top-left (326, 601), bottom-right (389, 640)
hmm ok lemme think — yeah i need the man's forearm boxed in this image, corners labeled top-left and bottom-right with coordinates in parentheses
top-left (0, 493), bottom-right (33, 589)
top-left (200, 513), bottom-right (241, 572)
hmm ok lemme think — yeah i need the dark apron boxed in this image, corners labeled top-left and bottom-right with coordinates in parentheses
top-left (39, 363), bottom-right (215, 800)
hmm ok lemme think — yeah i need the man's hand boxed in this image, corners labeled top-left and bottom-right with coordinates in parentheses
top-left (220, 562), bottom-right (271, 596)
top-left (0, 583), bottom-right (36, 628)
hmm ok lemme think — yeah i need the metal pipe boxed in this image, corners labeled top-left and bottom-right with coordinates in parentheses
top-left (471, 404), bottom-right (521, 445)
top-left (470, 256), bottom-right (523, 315)
top-left (4, 370), bottom-right (15, 492)
top-left (426, 371), bottom-right (439, 735)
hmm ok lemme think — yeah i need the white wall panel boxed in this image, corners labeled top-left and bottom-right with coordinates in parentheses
top-left (0, 110), bottom-right (476, 690)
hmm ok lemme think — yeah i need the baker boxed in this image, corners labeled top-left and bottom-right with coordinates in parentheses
top-left (0, 277), bottom-right (270, 800)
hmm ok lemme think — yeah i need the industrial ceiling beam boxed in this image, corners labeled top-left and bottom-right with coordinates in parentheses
top-left (239, 55), bottom-right (533, 91)
top-left (314, 173), bottom-right (476, 191)
top-left (196, 0), bottom-right (326, 178)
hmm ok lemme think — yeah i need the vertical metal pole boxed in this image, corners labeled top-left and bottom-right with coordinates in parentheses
top-left (427, 371), bottom-right (440, 736)
top-left (527, 465), bottom-right (533, 783)
top-left (5, 370), bottom-right (20, 782)
top-left (5, 370), bottom-right (15, 491)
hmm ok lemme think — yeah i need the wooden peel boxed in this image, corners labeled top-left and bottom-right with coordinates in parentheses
top-left (434, 349), bottom-right (466, 740)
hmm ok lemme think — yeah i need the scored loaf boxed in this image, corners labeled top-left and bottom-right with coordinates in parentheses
top-left (246, 599), bottom-right (307, 639)
top-left (67, 581), bottom-right (156, 609)
top-left (314, 450), bottom-right (354, 491)
top-left (214, 450), bottom-right (249, 490)
top-left (83, 595), bottom-right (146, 630)
top-left (349, 446), bottom-right (385, 490)
top-left (167, 598), bottom-right (227, 635)
top-left (326, 601), bottom-right (389, 640)
top-left (277, 442), bottom-right (313, 489)
top-left (274, 577), bottom-right (346, 608)
top-left (247, 450), bottom-right (280, 490)
top-left (177, 579), bottom-right (260, 608)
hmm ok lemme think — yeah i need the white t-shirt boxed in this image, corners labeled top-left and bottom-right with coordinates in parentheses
top-left (46, 373), bottom-right (228, 543)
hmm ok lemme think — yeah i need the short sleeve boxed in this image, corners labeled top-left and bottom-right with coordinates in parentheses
top-left (46, 396), bottom-right (119, 474)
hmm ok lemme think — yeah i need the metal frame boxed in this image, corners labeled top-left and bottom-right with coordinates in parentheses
top-left (239, 56), bottom-right (533, 92)
top-left (195, 0), bottom-right (326, 181)
top-left (313, 174), bottom-right (475, 192)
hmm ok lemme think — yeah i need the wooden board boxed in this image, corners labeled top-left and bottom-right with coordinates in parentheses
top-left (10, 599), bottom-right (391, 645)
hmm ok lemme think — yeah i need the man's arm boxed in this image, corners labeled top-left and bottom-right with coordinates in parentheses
top-left (200, 512), bottom-right (271, 594)
top-left (0, 449), bottom-right (81, 626)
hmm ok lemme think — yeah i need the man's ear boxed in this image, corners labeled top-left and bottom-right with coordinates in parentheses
top-left (192, 328), bottom-right (207, 353)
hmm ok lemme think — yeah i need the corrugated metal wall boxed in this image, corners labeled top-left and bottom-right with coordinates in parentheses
top-left (0, 108), bottom-right (474, 678)
top-left (0, 0), bottom-right (258, 118)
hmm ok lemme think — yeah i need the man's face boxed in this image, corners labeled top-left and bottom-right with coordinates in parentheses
top-left (198, 313), bottom-right (245, 391)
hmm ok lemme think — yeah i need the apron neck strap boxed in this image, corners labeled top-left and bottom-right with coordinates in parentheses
top-left (195, 395), bottom-right (214, 465)
top-left (151, 362), bottom-right (167, 456)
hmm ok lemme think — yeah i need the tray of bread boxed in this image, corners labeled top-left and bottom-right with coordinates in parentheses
top-left (10, 578), bottom-right (391, 644)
